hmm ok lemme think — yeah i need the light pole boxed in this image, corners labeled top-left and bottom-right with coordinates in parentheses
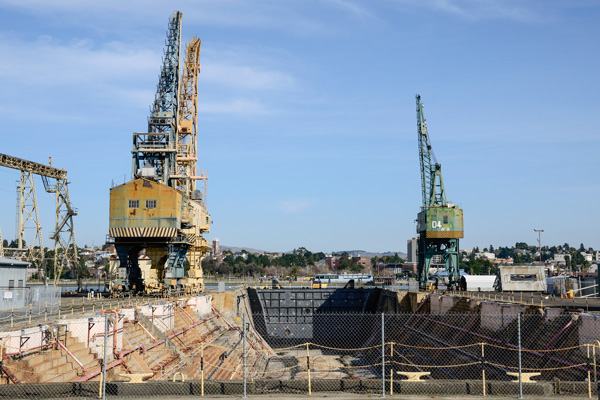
top-left (534, 229), bottom-right (544, 267)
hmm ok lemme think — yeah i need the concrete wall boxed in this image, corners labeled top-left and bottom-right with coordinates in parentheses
top-left (138, 303), bottom-right (175, 332)
top-left (429, 294), bottom-right (461, 313)
top-left (579, 313), bottom-right (600, 352)
top-left (64, 314), bottom-right (124, 360)
top-left (0, 324), bottom-right (51, 355)
top-left (479, 302), bottom-right (527, 330)
top-left (187, 294), bottom-right (212, 316)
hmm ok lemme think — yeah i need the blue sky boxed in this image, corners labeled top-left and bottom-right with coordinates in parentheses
top-left (0, 0), bottom-right (598, 253)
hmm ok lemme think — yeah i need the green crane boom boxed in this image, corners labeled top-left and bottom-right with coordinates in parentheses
top-left (415, 95), bottom-right (463, 289)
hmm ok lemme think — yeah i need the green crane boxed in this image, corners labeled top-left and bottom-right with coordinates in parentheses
top-left (415, 95), bottom-right (463, 289)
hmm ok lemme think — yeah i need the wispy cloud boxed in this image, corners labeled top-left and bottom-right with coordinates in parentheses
top-left (199, 99), bottom-right (271, 116)
top-left (0, 30), bottom-right (295, 117)
top-left (391, 0), bottom-right (548, 23)
top-left (321, 0), bottom-right (376, 19)
top-left (203, 62), bottom-right (295, 91)
top-left (0, 35), bottom-right (158, 90)
top-left (279, 198), bottom-right (314, 214)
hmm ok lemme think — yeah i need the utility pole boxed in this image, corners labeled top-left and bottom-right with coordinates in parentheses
top-left (534, 229), bottom-right (544, 267)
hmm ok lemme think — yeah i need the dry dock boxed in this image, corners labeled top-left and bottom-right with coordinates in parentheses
top-left (1, 287), bottom-right (600, 398)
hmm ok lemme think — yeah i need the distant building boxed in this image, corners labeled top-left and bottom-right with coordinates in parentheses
top-left (475, 252), bottom-right (496, 260)
top-left (0, 257), bottom-right (29, 288)
top-left (492, 257), bottom-right (514, 265)
top-left (554, 254), bottom-right (567, 263)
top-left (406, 237), bottom-right (418, 264)
top-left (325, 255), bottom-right (340, 270)
top-left (353, 256), bottom-right (372, 269)
top-left (581, 252), bottom-right (594, 262)
top-left (212, 238), bottom-right (220, 255)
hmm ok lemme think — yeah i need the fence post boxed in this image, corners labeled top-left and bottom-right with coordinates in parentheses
top-left (243, 313), bottom-right (247, 398)
top-left (306, 343), bottom-right (312, 396)
top-left (587, 344), bottom-right (591, 398)
top-left (390, 342), bottom-right (394, 395)
top-left (518, 314), bottom-right (523, 399)
top-left (593, 341), bottom-right (600, 383)
top-left (10, 305), bottom-right (13, 328)
top-left (200, 341), bottom-right (205, 396)
top-left (481, 342), bottom-right (486, 396)
top-left (102, 313), bottom-right (108, 400)
top-left (381, 312), bottom-right (385, 398)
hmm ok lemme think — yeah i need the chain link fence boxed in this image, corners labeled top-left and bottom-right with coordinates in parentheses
top-left (0, 286), bottom-right (61, 326)
top-left (1, 296), bottom-right (600, 398)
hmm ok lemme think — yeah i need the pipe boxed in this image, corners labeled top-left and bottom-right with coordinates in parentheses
top-left (134, 319), bottom-right (156, 341)
top-left (544, 320), bottom-right (573, 349)
top-left (57, 339), bottom-right (86, 373)
top-left (166, 315), bottom-right (217, 344)
top-left (102, 310), bottom-right (119, 356)
top-left (76, 358), bottom-right (123, 382)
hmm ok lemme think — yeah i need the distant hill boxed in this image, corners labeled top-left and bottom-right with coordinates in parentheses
top-left (220, 246), bottom-right (269, 254)
top-left (333, 250), bottom-right (407, 259)
top-left (220, 246), bottom-right (406, 259)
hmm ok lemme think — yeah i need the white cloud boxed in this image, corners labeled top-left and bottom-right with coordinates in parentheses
top-left (279, 199), bottom-right (314, 214)
top-left (199, 99), bottom-right (271, 116)
top-left (392, 0), bottom-right (546, 22)
top-left (0, 35), bottom-right (158, 89)
top-left (0, 31), bottom-right (295, 118)
top-left (321, 0), bottom-right (376, 19)
top-left (203, 63), bottom-right (295, 91)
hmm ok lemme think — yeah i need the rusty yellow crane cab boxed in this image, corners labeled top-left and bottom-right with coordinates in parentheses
top-left (109, 178), bottom-right (209, 295)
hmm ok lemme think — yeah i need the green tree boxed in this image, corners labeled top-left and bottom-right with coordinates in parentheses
top-left (338, 252), bottom-right (351, 270)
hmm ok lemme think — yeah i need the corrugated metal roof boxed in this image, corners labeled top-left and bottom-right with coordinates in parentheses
top-left (0, 257), bottom-right (30, 267)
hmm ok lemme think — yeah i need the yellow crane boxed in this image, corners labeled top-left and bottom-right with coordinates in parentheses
top-left (108, 12), bottom-right (210, 294)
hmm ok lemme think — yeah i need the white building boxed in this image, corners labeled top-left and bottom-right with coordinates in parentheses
top-left (581, 252), bottom-right (594, 262)
top-left (554, 254), bottom-right (567, 263)
top-left (475, 252), bottom-right (496, 260)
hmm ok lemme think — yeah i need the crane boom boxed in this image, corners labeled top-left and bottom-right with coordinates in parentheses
top-left (417, 95), bottom-right (433, 207)
top-left (131, 11), bottom-right (182, 185)
top-left (415, 95), bottom-right (463, 290)
top-left (416, 95), bottom-right (446, 207)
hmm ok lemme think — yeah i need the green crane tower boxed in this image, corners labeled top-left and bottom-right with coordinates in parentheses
top-left (415, 95), bottom-right (464, 289)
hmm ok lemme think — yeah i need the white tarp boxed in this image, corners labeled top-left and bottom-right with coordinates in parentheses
top-left (460, 275), bottom-right (497, 292)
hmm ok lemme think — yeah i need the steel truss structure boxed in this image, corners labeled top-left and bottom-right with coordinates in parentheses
top-left (16, 171), bottom-right (44, 274)
top-left (0, 153), bottom-right (78, 285)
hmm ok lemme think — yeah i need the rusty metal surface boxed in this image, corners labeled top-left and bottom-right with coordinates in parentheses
top-left (109, 178), bottom-right (182, 231)
top-left (0, 153), bottom-right (66, 180)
